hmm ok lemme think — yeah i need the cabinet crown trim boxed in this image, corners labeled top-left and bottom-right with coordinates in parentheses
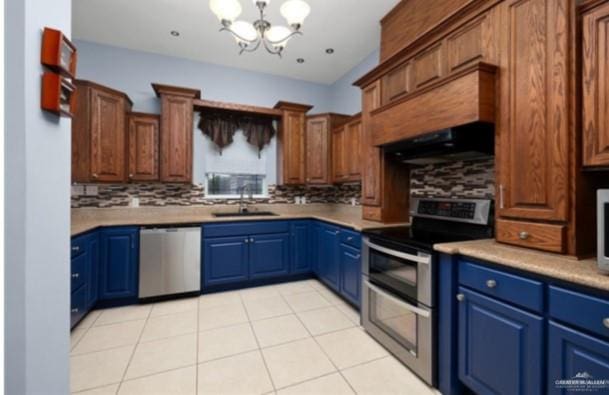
top-left (151, 83), bottom-right (201, 99)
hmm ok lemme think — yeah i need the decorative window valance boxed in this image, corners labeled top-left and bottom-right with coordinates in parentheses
top-left (198, 111), bottom-right (276, 156)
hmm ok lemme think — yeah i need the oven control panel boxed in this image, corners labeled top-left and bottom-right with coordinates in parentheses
top-left (411, 198), bottom-right (492, 225)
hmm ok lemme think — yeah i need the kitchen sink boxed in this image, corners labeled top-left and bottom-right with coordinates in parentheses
top-left (212, 211), bottom-right (279, 218)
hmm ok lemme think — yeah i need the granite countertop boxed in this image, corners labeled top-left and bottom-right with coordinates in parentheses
top-left (434, 239), bottom-right (609, 292)
top-left (71, 204), bottom-right (407, 236)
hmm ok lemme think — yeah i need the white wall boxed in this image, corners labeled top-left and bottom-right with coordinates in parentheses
top-left (6, 0), bottom-right (72, 393)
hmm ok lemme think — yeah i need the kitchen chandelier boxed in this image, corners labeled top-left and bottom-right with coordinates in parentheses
top-left (209, 0), bottom-right (311, 57)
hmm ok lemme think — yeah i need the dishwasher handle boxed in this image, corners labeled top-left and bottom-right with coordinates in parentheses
top-left (140, 226), bottom-right (201, 234)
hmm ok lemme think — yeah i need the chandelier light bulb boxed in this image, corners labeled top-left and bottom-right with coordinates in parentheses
top-left (266, 25), bottom-right (292, 48)
top-left (280, 0), bottom-right (310, 28)
top-left (209, 0), bottom-right (243, 22)
top-left (231, 20), bottom-right (258, 43)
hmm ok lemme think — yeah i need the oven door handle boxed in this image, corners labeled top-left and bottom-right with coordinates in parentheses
top-left (365, 280), bottom-right (431, 318)
top-left (364, 239), bottom-right (430, 265)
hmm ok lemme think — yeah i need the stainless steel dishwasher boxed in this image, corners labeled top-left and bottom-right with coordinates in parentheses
top-left (139, 225), bottom-right (201, 299)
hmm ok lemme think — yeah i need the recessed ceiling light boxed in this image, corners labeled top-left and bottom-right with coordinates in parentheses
top-left (170, 30), bottom-right (180, 37)
top-left (325, 48), bottom-right (334, 54)
top-left (297, 58), bottom-right (305, 63)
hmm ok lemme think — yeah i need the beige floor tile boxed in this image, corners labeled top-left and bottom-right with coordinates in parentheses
top-left (197, 350), bottom-right (273, 395)
top-left (317, 289), bottom-right (346, 305)
top-left (199, 291), bottom-right (242, 309)
top-left (140, 310), bottom-right (197, 342)
top-left (341, 356), bottom-right (437, 395)
top-left (70, 327), bottom-right (87, 350)
top-left (276, 373), bottom-right (355, 395)
top-left (251, 315), bottom-right (310, 348)
top-left (94, 305), bottom-right (151, 326)
top-left (72, 320), bottom-right (145, 355)
top-left (262, 338), bottom-right (336, 389)
top-left (199, 303), bottom-right (248, 331)
top-left (316, 327), bottom-right (388, 369)
top-left (198, 323), bottom-right (258, 362)
top-left (283, 291), bottom-right (331, 312)
top-left (240, 285), bottom-right (281, 302)
top-left (150, 297), bottom-right (198, 317)
top-left (297, 307), bottom-right (354, 336)
top-left (335, 302), bottom-right (361, 325)
top-left (74, 310), bottom-right (101, 330)
top-left (303, 279), bottom-right (328, 291)
top-left (119, 366), bottom-right (196, 395)
top-left (244, 296), bottom-right (293, 321)
top-left (73, 383), bottom-right (120, 395)
top-left (125, 333), bottom-right (197, 380)
top-left (275, 281), bottom-right (315, 296)
top-left (70, 345), bottom-right (133, 392)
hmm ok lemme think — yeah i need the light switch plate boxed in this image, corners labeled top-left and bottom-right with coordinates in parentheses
top-left (84, 185), bottom-right (98, 196)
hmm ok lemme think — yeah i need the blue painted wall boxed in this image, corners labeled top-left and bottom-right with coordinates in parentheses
top-left (6, 0), bottom-right (72, 392)
top-left (328, 50), bottom-right (380, 114)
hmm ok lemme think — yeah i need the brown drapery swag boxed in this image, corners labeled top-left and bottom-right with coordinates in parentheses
top-left (198, 111), bottom-right (276, 157)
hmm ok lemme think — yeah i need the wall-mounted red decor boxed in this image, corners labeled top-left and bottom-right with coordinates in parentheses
top-left (41, 27), bottom-right (77, 78)
top-left (41, 72), bottom-right (75, 117)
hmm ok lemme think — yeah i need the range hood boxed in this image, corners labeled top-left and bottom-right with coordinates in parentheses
top-left (383, 122), bottom-right (494, 165)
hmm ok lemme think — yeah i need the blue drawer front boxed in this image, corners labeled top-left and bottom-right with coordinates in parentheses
top-left (71, 285), bottom-right (88, 328)
top-left (548, 321), bottom-right (609, 395)
top-left (340, 229), bottom-right (361, 249)
top-left (549, 286), bottom-right (609, 340)
top-left (71, 234), bottom-right (87, 258)
top-left (71, 253), bottom-right (88, 292)
top-left (459, 260), bottom-right (544, 313)
top-left (203, 221), bottom-right (290, 238)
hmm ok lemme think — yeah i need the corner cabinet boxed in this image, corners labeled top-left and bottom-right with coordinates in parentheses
top-left (274, 102), bottom-right (313, 185)
top-left (72, 80), bottom-right (133, 183)
top-left (128, 112), bottom-right (160, 182)
top-left (98, 227), bottom-right (139, 301)
top-left (152, 83), bottom-right (200, 183)
top-left (582, 0), bottom-right (609, 167)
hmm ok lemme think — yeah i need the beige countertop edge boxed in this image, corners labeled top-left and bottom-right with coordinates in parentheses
top-left (434, 239), bottom-right (609, 293)
top-left (71, 214), bottom-right (407, 237)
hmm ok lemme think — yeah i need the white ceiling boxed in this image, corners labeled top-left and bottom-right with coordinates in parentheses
top-left (72, 0), bottom-right (400, 84)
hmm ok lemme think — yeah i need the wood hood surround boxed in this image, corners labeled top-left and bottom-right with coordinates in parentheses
top-left (370, 62), bottom-right (496, 146)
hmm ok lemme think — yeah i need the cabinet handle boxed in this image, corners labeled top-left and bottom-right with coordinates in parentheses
top-left (486, 279), bottom-right (497, 289)
top-left (456, 293), bottom-right (465, 302)
top-left (499, 184), bottom-right (505, 209)
top-left (71, 308), bottom-right (79, 313)
top-left (603, 318), bottom-right (609, 329)
top-left (72, 273), bottom-right (80, 279)
top-left (245, 238), bottom-right (249, 243)
top-left (347, 237), bottom-right (353, 241)
top-left (71, 246), bottom-right (80, 252)
top-left (518, 231), bottom-right (529, 240)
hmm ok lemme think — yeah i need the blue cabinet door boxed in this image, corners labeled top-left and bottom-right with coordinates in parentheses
top-left (204, 236), bottom-right (249, 286)
top-left (317, 224), bottom-right (340, 291)
top-left (548, 321), bottom-right (609, 395)
top-left (99, 227), bottom-right (139, 300)
top-left (339, 243), bottom-right (361, 307)
top-left (291, 221), bottom-right (311, 274)
top-left (458, 287), bottom-right (543, 395)
top-left (250, 233), bottom-right (290, 279)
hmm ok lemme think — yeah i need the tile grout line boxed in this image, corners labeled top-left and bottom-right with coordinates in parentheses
top-left (238, 290), bottom-right (278, 393)
top-left (70, 310), bottom-right (103, 352)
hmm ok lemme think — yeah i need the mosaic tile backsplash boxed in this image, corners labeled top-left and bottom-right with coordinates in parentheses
top-left (410, 158), bottom-right (495, 200)
top-left (71, 183), bottom-right (362, 208)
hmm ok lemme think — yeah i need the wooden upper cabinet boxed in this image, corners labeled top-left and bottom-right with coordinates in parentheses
top-left (361, 81), bottom-right (382, 206)
top-left (346, 117), bottom-right (362, 180)
top-left (582, 0), bottom-right (609, 167)
top-left (152, 83), bottom-right (200, 183)
top-left (306, 113), bottom-right (351, 185)
top-left (332, 125), bottom-right (348, 182)
top-left (496, 0), bottom-right (570, 222)
top-left (128, 113), bottom-right (159, 182)
top-left (72, 80), bottom-right (132, 183)
top-left (274, 102), bottom-right (313, 185)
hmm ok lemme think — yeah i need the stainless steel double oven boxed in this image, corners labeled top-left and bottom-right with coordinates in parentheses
top-left (361, 235), bottom-right (435, 385)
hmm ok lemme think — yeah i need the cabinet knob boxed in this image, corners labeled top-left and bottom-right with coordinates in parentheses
top-left (245, 238), bottom-right (249, 243)
top-left (456, 293), bottom-right (465, 302)
top-left (603, 318), bottom-right (609, 329)
top-left (71, 308), bottom-right (79, 313)
top-left (92, 173), bottom-right (98, 179)
top-left (72, 273), bottom-right (79, 279)
top-left (250, 237), bottom-right (254, 243)
top-left (519, 231), bottom-right (529, 240)
top-left (129, 174), bottom-right (134, 179)
top-left (71, 246), bottom-right (80, 252)
top-left (486, 279), bottom-right (497, 289)
top-left (347, 237), bottom-right (353, 241)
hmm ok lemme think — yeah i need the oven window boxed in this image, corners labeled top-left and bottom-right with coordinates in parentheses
top-left (369, 288), bottom-right (418, 355)
top-left (369, 249), bottom-right (418, 301)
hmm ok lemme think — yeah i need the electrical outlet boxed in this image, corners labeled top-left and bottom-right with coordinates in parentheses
top-left (84, 185), bottom-right (98, 196)
top-left (301, 196), bottom-right (307, 204)
top-left (130, 197), bottom-right (140, 208)
top-left (351, 198), bottom-right (357, 206)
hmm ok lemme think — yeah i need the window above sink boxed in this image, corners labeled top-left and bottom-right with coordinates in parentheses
top-left (205, 173), bottom-right (267, 199)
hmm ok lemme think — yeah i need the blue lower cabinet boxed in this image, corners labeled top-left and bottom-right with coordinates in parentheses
top-left (548, 321), bottom-right (609, 394)
top-left (204, 236), bottom-right (249, 286)
top-left (458, 287), bottom-right (543, 395)
top-left (85, 233), bottom-right (99, 309)
top-left (317, 223), bottom-right (341, 291)
top-left (250, 233), bottom-right (290, 279)
top-left (339, 243), bottom-right (361, 307)
top-left (98, 227), bottom-right (139, 300)
top-left (71, 284), bottom-right (88, 328)
top-left (290, 221), bottom-right (311, 274)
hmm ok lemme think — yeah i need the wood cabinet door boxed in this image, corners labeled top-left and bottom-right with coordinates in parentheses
top-left (160, 95), bottom-right (193, 183)
top-left (361, 81), bottom-right (382, 206)
top-left (583, 1), bottom-right (609, 166)
top-left (282, 111), bottom-right (306, 184)
top-left (347, 119), bottom-right (362, 180)
top-left (496, 0), bottom-right (570, 221)
top-left (306, 116), bottom-right (331, 184)
top-left (128, 113), bottom-right (159, 182)
top-left (90, 88), bottom-right (127, 182)
top-left (332, 126), bottom-right (347, 182)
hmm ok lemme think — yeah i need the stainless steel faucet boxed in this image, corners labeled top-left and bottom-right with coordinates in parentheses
top-left (238, 184), bottom-right (253, 213)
